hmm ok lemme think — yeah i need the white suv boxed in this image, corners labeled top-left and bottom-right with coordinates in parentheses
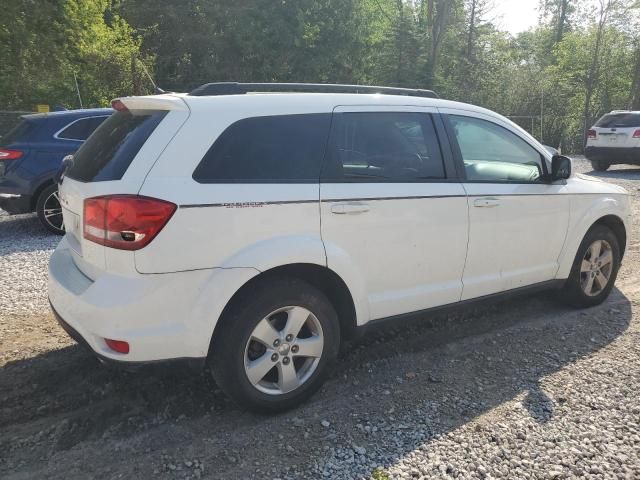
top-left (49, 83), bottom-right (631, 412)
top-left (586, 110), bottom-right (640, 171)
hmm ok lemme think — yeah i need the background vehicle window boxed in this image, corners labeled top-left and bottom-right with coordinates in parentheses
top-left (193, 114), bottom-right (331, 183)
top-left (595, 113), bottom-right (640, 128)
top-left (323, 112), bottom-right (445, 181)
top-left (449, 115), bottom-right (544, 183)
top-left (57, 118), bottom-right (94, 140)
top-left (66, 110), bottom-right (167, 182)
top-left (85, 116), bottom-right (109, 135)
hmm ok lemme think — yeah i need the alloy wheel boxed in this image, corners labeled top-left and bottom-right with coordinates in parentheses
top-left (580, 239), bottom-right (613, 297)
top-left (244, 306), bottom-right (324, 395)
top-left (43, 190), bottom-right (64, 232)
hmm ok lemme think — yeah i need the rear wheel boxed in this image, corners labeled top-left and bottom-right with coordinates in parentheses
top-left (561, 225), bottom-right (620, 308)
top-left (591, 159), bottom-right (610, 171)
top-left (210, 278), bottom-right (340, 413)
top-left (36, 184), bottom-right (65, 235)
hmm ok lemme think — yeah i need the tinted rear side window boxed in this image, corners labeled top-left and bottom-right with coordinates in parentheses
top-left (193, 114), bottom-right (331, 183)
top-left (322, 112), bottom-right (445, 181)
top-left (66, 110), bottom-right (167, 182)
top-left (595, 113), bottom-right (640, 128)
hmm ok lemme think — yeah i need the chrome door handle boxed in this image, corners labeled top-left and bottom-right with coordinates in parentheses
top-left (330, 202), bottom-right (370, 215)
top-left (473, 198), bottom-right (500, 208)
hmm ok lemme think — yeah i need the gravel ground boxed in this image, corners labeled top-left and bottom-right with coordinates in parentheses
top-left (1, 157), bottom-right (639, 479)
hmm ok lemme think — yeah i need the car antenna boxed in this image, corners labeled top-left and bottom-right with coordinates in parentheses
top-left (136, 58), bottom-right (166, 94)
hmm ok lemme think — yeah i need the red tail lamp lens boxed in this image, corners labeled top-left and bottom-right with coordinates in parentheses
top-left (0, 149), bottom-right (23, 160)
top-left (111, 99), bottom-right (128, 112)
top-left (83, 195), bottom-right (176, 250)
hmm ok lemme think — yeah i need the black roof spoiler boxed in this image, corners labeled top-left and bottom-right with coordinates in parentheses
top-left (188, 82), bottom-right (439, 99)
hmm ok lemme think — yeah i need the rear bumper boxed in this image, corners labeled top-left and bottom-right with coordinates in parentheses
top-left (48, 237), bottom-right (258, 363)
top-left (50, 301), bottom-right (205, 370)
top-left (0, 194), bottom-right (32, 214)
top-left (585, 146), bottom-right (640, 164)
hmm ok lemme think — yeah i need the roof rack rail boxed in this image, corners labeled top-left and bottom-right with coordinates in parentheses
top-left (188, 82), bottom-right (439, 99)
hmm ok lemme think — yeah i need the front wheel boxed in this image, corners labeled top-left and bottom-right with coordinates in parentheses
top-left (36, 184), bottom-right (65, 235)
top-left (561, 225), bottom-right (621, 308)
top-left (209, 279), bottom-right (340, 413)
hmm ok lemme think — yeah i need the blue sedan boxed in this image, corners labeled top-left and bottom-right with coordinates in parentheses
top-left (0, 108), bottom-right (112, 233)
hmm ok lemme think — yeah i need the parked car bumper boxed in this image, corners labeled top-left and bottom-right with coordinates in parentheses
top-left (48, 237), bottom-right (257, 364)
top-left (585, 146), bottom-right (640, 165)
top-left (0, 194), bottom-right (32, 214)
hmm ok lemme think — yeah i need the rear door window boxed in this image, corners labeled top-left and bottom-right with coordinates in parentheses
top-left (322, 112), bottom-right (445, 181)
top-left (595, 113), bottom-right (640, 128)
top-left (192, 114), bottom-right (331, 183)
top-left (66, 110), bottom-right (167, 182)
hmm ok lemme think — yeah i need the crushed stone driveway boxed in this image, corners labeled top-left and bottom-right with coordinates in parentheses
top-left (1, 158), bottom-right (639, 479)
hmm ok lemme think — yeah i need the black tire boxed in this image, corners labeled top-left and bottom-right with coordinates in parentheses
top-left (560, 225), bottom-right (621, 308)
top-left (591, 159), bottom-right (610, 172)
top-left (36, 184), bottom-right (65, 235)
top-left (209, 278), bottom-right (340, 413)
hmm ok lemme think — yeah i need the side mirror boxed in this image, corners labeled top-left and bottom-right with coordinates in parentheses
top-left (551, 155), bottom-right (571, 181)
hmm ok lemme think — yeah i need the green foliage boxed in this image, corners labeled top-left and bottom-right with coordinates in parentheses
top-left (2, 0), bottom-right (639, 153)
top-left (0, 0), bottom-right (149, 110)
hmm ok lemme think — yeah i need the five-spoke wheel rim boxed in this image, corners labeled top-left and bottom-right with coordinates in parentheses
top-left (580, 239), bottom-right (613, 297)
top-left (244, 306), bottom-right (324, 395)
top-left (43, 190), bottom-right (64, 232)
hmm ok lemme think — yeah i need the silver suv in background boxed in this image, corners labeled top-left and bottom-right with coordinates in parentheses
top-left (586, 111), bottom-right (640, 171)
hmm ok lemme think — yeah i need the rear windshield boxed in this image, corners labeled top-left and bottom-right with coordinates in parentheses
top-left (66, 110), bottom-right (167, 182)
top-left (2, 119), bottom-right (35, 145)
top-left (595, 113), bottom-right (640, 128)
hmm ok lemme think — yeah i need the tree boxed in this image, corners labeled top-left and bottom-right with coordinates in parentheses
top-left (0, 0), bottom-right (146, 110)
top-left (582, 0), bottom-right (623, 144)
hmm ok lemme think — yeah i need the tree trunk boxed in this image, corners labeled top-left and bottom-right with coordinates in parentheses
top-left (629, 42), bottom-right (640, 110)
top-left (466, 0), bottom-right (477, 61)
top-left (555, 0), bottom-right (569, 43)
top-left (582, 1), bottom-right (609, 149)
top-left (396, 0), bottom-right (405, 85)
top-left (426, 0), bottom-right (452, 88)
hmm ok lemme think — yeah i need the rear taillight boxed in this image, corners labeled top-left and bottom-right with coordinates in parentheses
top-left (633, 129), bottom-right (640, 138)
top-left (83, 195), bottom-right (176, 250)
top-left (587, 129), bottom-right (597, 139)
top-left (111, 99), bottom-right (128, 112)
top-left (0, 149), bottom-right (23, 160)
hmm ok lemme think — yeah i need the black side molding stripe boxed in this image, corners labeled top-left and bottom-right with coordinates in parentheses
top-left (179, 195), bottom-right (465, 208)
top-left (322, 194), bottom-right (465, 202)
top-left (179, 199), bottom-right (319, 209)
top-left (178, 192), bottom-right (604, 209)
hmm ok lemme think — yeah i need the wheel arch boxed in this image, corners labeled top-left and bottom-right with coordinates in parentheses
top-left (30, 178), bottom-right (56, 210)
top-left (208, 263), bottom-right (359, 357)
top-left (557, 210), bottom-right (628, 279)
top-left (593, 214), bottom-right (627, 258)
